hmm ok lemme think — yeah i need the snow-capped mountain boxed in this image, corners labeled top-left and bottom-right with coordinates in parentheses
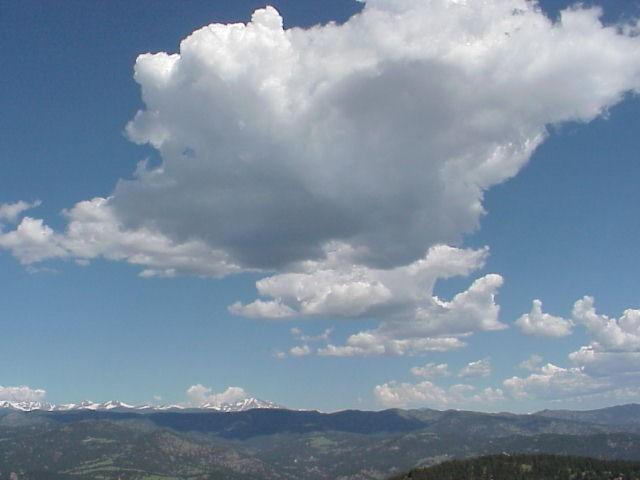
top-left (0, 397), bottom-right (284, 413)
top-left (200, 397), bottom-right (282, 412)
top-left (0, 401), bottom-right (56, 412)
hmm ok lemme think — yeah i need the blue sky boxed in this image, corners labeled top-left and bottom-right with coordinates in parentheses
top-left (1, 0), bottom-right (640, 412)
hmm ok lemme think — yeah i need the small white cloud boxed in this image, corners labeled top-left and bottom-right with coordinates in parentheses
top-left (458, 357), bottom-right (491, 378)
top-left (0, 200), bottom-right (40, 225)
top-left (0, 217), bottom-right (68, 264)
top-left (518, 354), bottom-right (544, 372)
top-left (410, 362), bottom-right (450, 379)
top-left (0, 385), bottom-right (46, 402)
top-left (318, 334), bottom-right (465, 357)
top-left (374, 379), bottom-right (504, 409)
top-left (515, 299), bottom-right (573, 338)
top-left (291, 327), bottom-right (333, 343)
top-left (229, 299), bottom-right (296, 319)
top-left (289, 345), bottom-right (312, 357)
top-left (25, 265), bottom-right (59, 275)
top-left (504, 297), bottom-right (640, 402)
top-left (185, 384), bottom-right (248, 407)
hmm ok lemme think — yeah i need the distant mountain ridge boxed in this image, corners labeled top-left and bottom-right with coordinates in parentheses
top-left (2, 403), bottom-right (640, 479)
top-left (535, 403), bottom-right (640, 427)
top-left (0, 396), bottom-right (282, 413)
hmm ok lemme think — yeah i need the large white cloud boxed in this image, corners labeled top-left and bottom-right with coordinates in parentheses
top-left (232, 244), bottom-right (489, 319)
top-left (1, 1), bottom-right (639, 374)
top-left (0, 385), bottom-right (46, 403)
top-left (237, 245), bottom-right (506, 356)
top-left (113, 0), bottom-right (640, 271)
top-left (2, 1), bottom-right (639, 277)
top-left (295, 271), bottom-right (504, 356)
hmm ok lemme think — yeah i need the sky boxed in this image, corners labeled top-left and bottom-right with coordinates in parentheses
top-left (1, 0), bottom-right (640, 413)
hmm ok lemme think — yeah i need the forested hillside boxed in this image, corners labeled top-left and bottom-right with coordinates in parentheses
top-left (392, 454), bottom-right (640, 480)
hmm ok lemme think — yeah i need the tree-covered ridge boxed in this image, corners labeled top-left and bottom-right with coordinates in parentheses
top-left (392, 454), bottom-right (640, 480)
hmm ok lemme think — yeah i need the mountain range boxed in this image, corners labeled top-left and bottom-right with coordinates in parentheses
top-left (0, 397), bottom-right (281, 413)
top-left (1, 403), bottom-right (640, 479)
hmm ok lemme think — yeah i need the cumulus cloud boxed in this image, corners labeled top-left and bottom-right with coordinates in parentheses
top-left (289, 345), bottom-right (312, 357)
top-left (373, 297), bottom-right (640, 405)
top-left (503, 362), bottom-right (640, 403)
top-left (375, 380), bottom-right (504, 409)
top-left (0, 198), bottom-right (242, 277)
top-left (229, 298), bottom-right (295, 319)
top-left (318, 334), bottom-right (465, 357)
top-left (505, 297), bottom-right (640, 401)
top-left (0, 217), bottom-right (69, 264)
top-left (235, 245), bottom-right (505, 356)
top-left (572, 296), bottom-right (640, 352)
top-left (2, 2), bottom-right (639, 381)
top-left (233, 244), bottom-right (489, 319)
top-left (569, 346), bottom-right (640, 377)
top-left (515, 299), bottom-right (573, 338)
top-left (388, 294), bottom-right (640, 404)
top-left (315, 276), bottom-right (503, 356)
top-left (503, 363), bottom-right (609, 400)
top-left (410, 362), bottom-right (450, 379)
top-left (568, 298), bottom-right (640, 384)
top-left (0, 385), bottom-right (46, 403)
top-left (112, 1), bottom-right (640, 272)
top-left (185, 384), bottom-right (248, 406)
top-left (2, 1), bottom-right (639, 279)
top-left (308, 272), bottom-right (504, 356)
top-left (458, 358), bottom-right (492, 378)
